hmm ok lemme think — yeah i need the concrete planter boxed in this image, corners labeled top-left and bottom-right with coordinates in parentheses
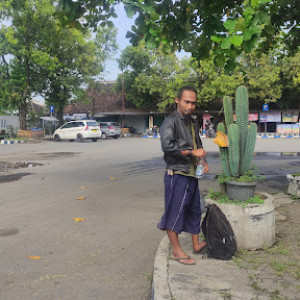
top-left (206, 193), bottom-right (275, 250)
top-left (286, 174), bottom-right (300, 198)
top-left (226, 180), bottom-right (257, 201)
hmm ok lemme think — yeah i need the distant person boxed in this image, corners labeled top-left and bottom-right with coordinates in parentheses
top-left (208, 123), bottom-right (215, 138)
top-left (158, 86), bottom-right (208, 266)
top-left (205, 120), bottom-right (210, 138)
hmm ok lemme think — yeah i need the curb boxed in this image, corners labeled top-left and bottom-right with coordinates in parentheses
top-left (257, 134), bottom-right (300, 138)
top-left (0, 140), bottom-right (25, 145)
top-left (142, 135), bottom-right (160, 139)
top-left (42, 136), bottom-right (54, 141)
top-left (152, 235), bottom-right (172, 300)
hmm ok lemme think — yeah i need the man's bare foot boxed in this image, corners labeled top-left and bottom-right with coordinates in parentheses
top-left (171, 256), bottom-right (196, 265)
top-left (172, 250), bottom-right (195, 265)
top-left (193, 240), bottom-right (207, 253)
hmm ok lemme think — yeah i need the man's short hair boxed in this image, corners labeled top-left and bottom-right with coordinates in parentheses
top-left (176, 86), bottom-right (197, 100)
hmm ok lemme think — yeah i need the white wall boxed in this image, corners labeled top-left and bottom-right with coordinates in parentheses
top-left (0, 116), bottom-right (19, 133)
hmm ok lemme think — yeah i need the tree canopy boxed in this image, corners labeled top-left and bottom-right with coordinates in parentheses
top-left (116, 45), bottom-right (299, 112)
top-left (0, 0), bottom-right (117, 128)
top-left (0, 0), bottom-right (56, 129)
top-left (55, 0), bottom-right (299, 68)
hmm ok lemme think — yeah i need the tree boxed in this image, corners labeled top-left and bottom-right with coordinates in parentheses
top-left (116, 45), bottom-right (198, 111)
top-left (191, 58), bottom-right (244, 107)
top-left (55, 0), bottom-right (299, 68)
top-left (116, 45), bottom-right (154, 110)
top-left (40, 26), bottom-right (117, 125)
top-left (0, 0), bottom-right (56, 130)
top-left (241, 52), bottom-right (282, 107)
top-left (278, 52), bottom-right (300, 109)
top-left (0, 0), bottom-right (118, 128)
top-left (133, 54), bottom-right (197, 111)
top-left (115, 46), bottom-right (292, 112)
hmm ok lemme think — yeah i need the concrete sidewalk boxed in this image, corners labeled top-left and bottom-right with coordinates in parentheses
top-left (152, 193), bottom-right (297, 300)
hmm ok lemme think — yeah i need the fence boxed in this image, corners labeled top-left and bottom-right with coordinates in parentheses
top-left (17, 129), bottom-right (45, 139)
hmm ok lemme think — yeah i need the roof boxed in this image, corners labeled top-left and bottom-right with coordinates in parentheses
top-left (64, 82), bottom-right (138, 115)
top-left (31, 101), bottom-right (45, 114)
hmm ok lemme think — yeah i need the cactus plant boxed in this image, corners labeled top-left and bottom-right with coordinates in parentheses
top-left (214, 86), bottom-right (257, 179)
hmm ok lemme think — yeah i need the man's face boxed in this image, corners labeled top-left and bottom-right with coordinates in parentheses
top-left (175, 90), bottom-right (197, 116)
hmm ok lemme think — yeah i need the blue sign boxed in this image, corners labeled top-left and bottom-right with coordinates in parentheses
top-left (262, 104), bottom-right (269, 111)
top-left (50, 105), bottom-right (54, 113)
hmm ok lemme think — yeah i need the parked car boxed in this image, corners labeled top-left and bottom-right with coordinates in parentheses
top-left (99, 122), bottom-right (121, 139)
top-left (53, 120), bottom-right (101, 142)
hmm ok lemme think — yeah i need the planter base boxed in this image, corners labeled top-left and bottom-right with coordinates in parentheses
top-left (287, 174), bottom-right (300, 198)
top-left (206, 193), bottom-right (275, 250)
top-left (226, 180), bottom-right (257, 201)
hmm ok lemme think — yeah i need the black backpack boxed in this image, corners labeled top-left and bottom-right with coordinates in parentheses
top-left (201, 204), bottom-right (237, 260)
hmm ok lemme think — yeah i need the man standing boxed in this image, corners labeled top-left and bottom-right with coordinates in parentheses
top-left (205, 120), bottom-right (210, 138)
top-left (158, 86), bottom-right (208, 265)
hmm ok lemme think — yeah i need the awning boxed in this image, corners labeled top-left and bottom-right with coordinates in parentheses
top-left (40, 116), bottom-right (59, 122)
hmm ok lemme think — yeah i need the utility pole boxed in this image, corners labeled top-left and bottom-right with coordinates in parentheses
top-left (121, 72), bottom-right (125, 128)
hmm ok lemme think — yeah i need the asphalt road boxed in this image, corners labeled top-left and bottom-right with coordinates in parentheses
top-left (0, 137), bottom-right (300, 300)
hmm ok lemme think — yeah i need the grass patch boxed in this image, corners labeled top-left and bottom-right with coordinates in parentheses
top-left (219, 291), bottom-right (232, 299)
top-left (207, 189), bottom-right (265, 205)
top-left (269, 290), bottom-right (286, 300)
top-left (270, 260), bottom-right (288, 272)
top-left (218, 169), bottom-right (265, 183)
top-left (291, 194), bottom-right (299, 200)
top-left (294, 269), bottom-right (300, 280)
top-left (266, 243), bottom-right (289, 255)
top-left (251, 281), bottom-right (264, 291)
top-left (233, 250), bottom-right (264, 270)
top-left (146, 272), bottom-right (153, 283)
top-left (5, 137), bottom-right (29, 141)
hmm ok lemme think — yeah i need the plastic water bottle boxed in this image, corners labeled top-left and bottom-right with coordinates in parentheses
top-left (196, 159), bottom-right (205, 179)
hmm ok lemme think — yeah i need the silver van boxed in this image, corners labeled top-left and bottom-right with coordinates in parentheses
top-left (99, 122), bottom-right (121, 139)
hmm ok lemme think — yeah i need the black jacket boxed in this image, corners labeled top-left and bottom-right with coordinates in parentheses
top-left (160, 110), bottom-right (203, 173)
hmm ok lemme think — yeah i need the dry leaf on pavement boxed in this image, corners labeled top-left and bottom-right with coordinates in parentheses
top-left (27, 255), bottom-right (41, 260)
top-left (73, 218), bottom-right (85, 222)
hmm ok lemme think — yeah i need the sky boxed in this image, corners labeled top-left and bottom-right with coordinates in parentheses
top-left (102, 3), bottom-right (189, 81)
top-left (102, 3), bottom-right (136, 81)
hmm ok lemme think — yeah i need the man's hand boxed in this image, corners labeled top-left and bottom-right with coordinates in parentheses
top-left (191, 148), bottom-right (206, 158)
top-left (180, 148), bottom-right (209, 173)
top-left (203, 161), bottom-right (209, 173)
top-left (181, 148), bottom-right (206, 158)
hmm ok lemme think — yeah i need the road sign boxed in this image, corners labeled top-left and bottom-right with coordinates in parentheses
top-left (262, 104), bottom-right (269, 111)
top-left (50, 105), bottom-right (54, 113)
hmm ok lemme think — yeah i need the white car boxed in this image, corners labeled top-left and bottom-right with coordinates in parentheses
top-left (53, 120), bottom-right (101, 142)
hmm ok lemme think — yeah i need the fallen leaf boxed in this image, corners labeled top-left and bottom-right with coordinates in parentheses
top-left (76, 196), bottom-right (86, 200)
top-left (27, 255), bottom-right (41, 260)
top-left (80, 186), bottom-right (86, 189)
top-left (109, 177), bottom-right (116, 180)
top-left (40, 274), bottom-right (68, 281)
top-left (73, 217), bottom-right (85, 222)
